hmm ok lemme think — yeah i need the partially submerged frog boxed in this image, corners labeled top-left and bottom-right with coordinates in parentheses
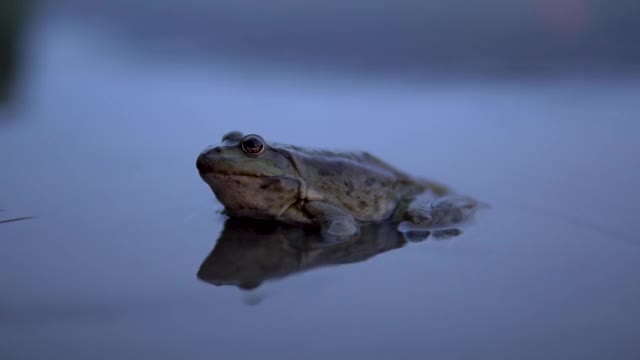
top-left (196, 131), bottom-right (477, 238)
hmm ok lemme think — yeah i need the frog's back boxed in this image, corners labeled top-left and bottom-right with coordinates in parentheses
top-left (282, 145), bottom-right (426, 221)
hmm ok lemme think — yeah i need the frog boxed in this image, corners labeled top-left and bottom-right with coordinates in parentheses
top-left (196, 131), bottom-right (478, 238)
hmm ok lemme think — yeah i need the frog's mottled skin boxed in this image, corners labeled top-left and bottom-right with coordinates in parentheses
top-left (196, 131), bottom-right (475, 237)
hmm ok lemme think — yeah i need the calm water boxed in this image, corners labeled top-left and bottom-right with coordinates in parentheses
top-left (1, 17), bottom-right (640, 360)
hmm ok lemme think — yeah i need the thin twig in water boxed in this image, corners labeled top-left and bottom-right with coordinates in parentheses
top-left (0, 216), bottom-right (36, 224)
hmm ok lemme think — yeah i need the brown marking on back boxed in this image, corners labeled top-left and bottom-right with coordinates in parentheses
top-left (344, 180), bottom-right (354, 196)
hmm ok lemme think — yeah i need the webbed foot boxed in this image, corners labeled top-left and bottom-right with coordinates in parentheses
top-left (305, 201), bottom-right (360, 241)
top-left (324, 218), bottom-right (360, 238)
top-left (399, 194), bottom-right (478, 232)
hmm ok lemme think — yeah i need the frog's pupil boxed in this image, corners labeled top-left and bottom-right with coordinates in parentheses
top-left (242, 137), bottom-right (263, 153)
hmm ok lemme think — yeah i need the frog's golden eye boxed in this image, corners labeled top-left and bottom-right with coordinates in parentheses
top-left (240, 134), bottom-right (266, 155)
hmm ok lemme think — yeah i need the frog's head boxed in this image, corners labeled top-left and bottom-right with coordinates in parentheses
top-left (196, 131), bottom-right (303, 219)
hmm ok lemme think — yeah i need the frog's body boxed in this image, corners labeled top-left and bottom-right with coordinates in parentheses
top-left (196, 131), bottom-right (476, 238)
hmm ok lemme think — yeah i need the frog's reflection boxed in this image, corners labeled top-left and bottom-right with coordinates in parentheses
top-left (197, 218), bottom-right (462, 290)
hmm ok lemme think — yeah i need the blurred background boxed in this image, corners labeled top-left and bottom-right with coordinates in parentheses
top-left (1, 1), bottom-right (639, 359)
top-left (3, 0), bottom-right (640, 102)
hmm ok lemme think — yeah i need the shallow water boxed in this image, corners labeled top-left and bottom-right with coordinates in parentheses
top-left (1, 17), bottom-right (640, 360)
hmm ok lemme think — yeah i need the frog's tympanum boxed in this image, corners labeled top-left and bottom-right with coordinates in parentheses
top-left (198, 218), bottom-right (461, 290)
top-left (196, 131), bottom-right (477, 238)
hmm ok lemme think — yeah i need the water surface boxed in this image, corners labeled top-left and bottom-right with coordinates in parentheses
top-left (1, 17), bottom-right (639, 360)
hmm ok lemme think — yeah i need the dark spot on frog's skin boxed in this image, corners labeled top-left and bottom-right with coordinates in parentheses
top-left (358, 200), bottom-right (368, 210)
top-left (344, 180), bottom-right (354, 196)
top-left (259, 178), bottom-right (288, 193)
top-left (365, 178), bottom-right (376, 186)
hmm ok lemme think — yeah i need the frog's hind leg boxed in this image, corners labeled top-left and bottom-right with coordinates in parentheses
top-left (398, 193), bottom-right (478, 232)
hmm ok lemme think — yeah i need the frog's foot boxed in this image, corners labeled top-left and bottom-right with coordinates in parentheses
top-left (399, 194), bottom-right (478, 232)
top-left (324, 218), bottom-right (359, 237)
top-left (304, 201), bottom-right (360, 240)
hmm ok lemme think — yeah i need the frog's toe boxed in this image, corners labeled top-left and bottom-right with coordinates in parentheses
top-left (404, 194), bottom-right (479, 229)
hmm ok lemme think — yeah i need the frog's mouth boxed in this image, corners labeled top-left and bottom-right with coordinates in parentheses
top-left (198, 165), bottom-right (270, 181)
top-left (196, 159), bottom-right (243, 179)
top-left (200, 172), bottom-right (261, 184)
top-left (196, 154), bottom-right (273, 179)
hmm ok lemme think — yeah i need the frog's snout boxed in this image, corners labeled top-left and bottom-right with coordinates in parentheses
top-left (196, 153), bottom-right (209, 173)
top-left (196, 146), bottom-right (222, 173)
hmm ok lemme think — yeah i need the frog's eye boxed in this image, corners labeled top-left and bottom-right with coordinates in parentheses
top-left (240, 134), bottom-right (266, 155)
